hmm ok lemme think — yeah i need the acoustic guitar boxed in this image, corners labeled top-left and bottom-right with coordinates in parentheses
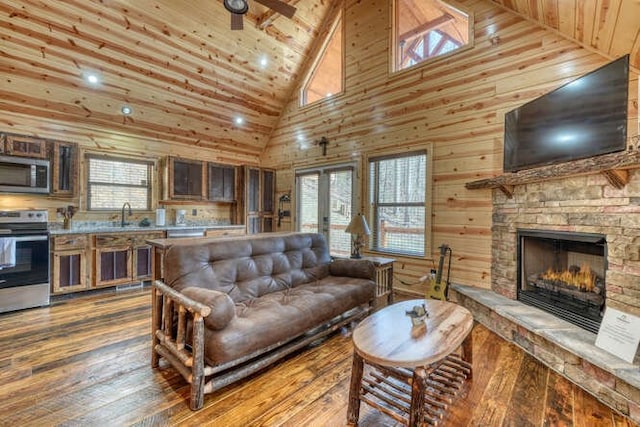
top-left (425, 244), bottom-right (450, 301)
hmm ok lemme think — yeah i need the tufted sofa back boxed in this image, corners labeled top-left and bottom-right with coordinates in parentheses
top-left (163, 233), bottom-right (332, 303)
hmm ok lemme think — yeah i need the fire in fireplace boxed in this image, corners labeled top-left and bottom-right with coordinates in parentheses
top-left (517, 230), bottom-right (606, 334)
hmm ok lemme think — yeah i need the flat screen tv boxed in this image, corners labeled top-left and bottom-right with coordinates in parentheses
top-left (503, 55), bottom-right (629, 172)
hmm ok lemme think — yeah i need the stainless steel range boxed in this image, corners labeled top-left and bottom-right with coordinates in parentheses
top-left (0, 210), bottom-right (50, 313)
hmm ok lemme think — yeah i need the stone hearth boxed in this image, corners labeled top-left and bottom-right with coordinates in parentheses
top-left (451, 284), bottom-right (640, 423)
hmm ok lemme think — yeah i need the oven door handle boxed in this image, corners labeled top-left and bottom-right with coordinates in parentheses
top-left (13, 235), bottom-right (49, 242)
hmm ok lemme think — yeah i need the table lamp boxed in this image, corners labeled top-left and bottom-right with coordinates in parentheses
top-left (345, 213), bottom-right (371, 258)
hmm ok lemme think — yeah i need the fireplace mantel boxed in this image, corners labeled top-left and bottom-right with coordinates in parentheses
top-left (466, 149), bottom-right (640, 198)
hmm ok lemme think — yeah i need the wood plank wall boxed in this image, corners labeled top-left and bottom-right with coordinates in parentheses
top-left (262, 0), bottom-right (640, 295)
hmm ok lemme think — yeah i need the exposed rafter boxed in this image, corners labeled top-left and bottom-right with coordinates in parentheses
top-left (398, 13), bottom-right (453, 43)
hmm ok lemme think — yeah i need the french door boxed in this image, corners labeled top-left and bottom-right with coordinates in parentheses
top-left (296, 163), bottom-right (357, 257)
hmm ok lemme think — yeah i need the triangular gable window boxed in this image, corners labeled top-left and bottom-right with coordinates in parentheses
top-left (393, 0), bottom-right (472, 72)
top-left (301, 11), bottom-right (344, 106)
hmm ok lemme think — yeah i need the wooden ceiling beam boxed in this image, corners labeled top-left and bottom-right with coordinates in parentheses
top-left (257, 0), bottom-right (301, 30)
top-left (398, 13), bottom-right (454, 43)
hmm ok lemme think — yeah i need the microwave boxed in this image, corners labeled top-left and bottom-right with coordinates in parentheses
top-left (0, 155), bottom-right (50, 194)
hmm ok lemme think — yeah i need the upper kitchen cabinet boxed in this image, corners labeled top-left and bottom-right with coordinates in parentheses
top-left (244, 167), bottom-right (275, 234)
top-left (164, 156), bottom-right (239, 204)
top-left (168, 157), bottom-right (206, 200)
top-left (50, 140), bottom-right (78, 197)
top-left (4, 134), bottom-right (48, 159)
top-left (208, 163), bottom-right (237, 202)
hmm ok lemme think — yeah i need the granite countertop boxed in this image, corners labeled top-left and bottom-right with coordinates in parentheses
top-left (49, 224), bottom-right (245, 235)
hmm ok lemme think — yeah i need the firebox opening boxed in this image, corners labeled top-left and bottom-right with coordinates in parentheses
top-left (517, 230), bottom-right (607, 334)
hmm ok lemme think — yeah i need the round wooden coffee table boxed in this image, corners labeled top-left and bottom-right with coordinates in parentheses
top-left (347, 299), bottom-right (474, 426)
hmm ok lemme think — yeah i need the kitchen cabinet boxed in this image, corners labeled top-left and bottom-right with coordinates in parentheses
top-left (208, 163), bottom-right (236, 202)
top-left (94, 234), bottom-right (131, 287)
top-left (4, 134), bottom-right (48, 159)
top-left (93, 231), bottom-right (164, 287)
top-left (50, 140), bottom-right (78, 197)
top-left (168, 157), bottom-right (206, 200)
top-left (245, 167), bottom-right (275, 234)
top-left (131, 232), bottom-right (162, 280)
top-left (51, 234), bottom-right (89, 294)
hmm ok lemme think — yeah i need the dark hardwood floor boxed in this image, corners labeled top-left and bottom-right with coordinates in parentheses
top-left (0, 288), bottom-right (636, 426)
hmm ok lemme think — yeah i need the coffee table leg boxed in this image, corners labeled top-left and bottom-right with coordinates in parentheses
top-left (347, 351), bottom-right (364, 426)
top-left (409, 366), bottom-right (428, 426)
top-left (461, 332), bottom-right (473, 379)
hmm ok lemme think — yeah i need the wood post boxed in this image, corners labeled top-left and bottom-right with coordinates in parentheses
top-left (190, 315), bottom-right (206, 411)
top-left (346, 351), bottom-right (364, 426)
top-left (461, 333), bottom-right (473, 380)
top-left (409, 367), bottom-right (428, 426)
top-left (151, 286), bottom-right (162, 368)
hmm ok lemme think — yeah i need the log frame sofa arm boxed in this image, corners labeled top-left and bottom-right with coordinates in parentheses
top-left (151, 280), bottom-right (211, 410)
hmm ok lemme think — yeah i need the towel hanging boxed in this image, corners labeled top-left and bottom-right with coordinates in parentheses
top-left (0, 237), bottom-right (16, 269)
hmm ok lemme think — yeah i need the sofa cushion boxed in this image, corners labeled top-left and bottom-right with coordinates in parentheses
top-left (182, 287), bottom-right (235, 330)
top-left (202, 276), bottom-right (375, 366)
top-left (164, 233), bottom-right (332, 303)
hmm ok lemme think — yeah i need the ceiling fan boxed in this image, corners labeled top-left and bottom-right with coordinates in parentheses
top-left (223, 0), bottom-right (296, 30)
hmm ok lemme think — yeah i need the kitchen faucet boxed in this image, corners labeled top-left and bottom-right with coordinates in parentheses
top-left (121, 202), bottom-right (132, 227)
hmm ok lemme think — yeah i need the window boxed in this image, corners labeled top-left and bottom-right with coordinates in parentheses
top-left (369, 151), bottom-right (428, 256)
top-left (393, 0), bottom-right (472, 72)
top-left (87, 154), bottom-right (152, 210)
top-left (301, 10), bottom-right (343, 106)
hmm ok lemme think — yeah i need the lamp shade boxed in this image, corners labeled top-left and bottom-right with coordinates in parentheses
top-left (345, 213), bottom-right (371, 235)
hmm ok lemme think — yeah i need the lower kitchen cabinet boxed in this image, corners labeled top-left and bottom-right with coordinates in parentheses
top-left (51, 234), bottom-right (89, 294)
top-left (132, 233), bottom-right (160, 281)
top-left (93, 231), bottom-right (164, 288)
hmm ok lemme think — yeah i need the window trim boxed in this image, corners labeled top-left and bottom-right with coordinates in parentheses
top-left (389, 0), bottom-right (474, 75)
top-left (366, 147), bottom-right (433, 258)
top-left (86, 152), bottom-right (155, 211)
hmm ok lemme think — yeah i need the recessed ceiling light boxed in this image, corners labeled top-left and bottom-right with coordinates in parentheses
top-left (121, 105), bottom-right (133, 115)
top-left (234, 117), bottom-right (244, 125)
top-left (86, 73), bottom-right (100, 85)
top-left (259, 55), bottom-right (268, 68)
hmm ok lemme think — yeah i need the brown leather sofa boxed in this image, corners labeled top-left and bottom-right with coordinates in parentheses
top-left (151, 232), bottom-right (376, 410)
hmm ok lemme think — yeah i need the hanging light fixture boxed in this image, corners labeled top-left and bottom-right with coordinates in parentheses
top-left (224, 0), bottom-right (248, 14)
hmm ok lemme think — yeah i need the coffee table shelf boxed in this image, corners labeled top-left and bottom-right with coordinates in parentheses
top-left (359, 355), bottom-right (471, 425)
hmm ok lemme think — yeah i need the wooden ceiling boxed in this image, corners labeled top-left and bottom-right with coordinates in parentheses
top-left (1, 0), bottom-right (638, 158)
top-left (0, 0), bottom-right (333, 158)
top-left (492, 0), bottom-right (640, 74)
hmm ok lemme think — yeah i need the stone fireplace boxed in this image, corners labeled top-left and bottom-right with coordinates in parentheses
top-left (491, 172), bottom-right (640, 320)
top-left (517, 229), bottom-right (607, 334)
top-left (453, 161), bottom-right (640, 423)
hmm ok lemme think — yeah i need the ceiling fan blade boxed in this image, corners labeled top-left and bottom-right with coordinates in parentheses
top-left (230, 12), bottom-right (244, 30)
top-left (254, 0), bottom-right (296, 18)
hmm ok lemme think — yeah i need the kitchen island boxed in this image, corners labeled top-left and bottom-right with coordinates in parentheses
top-left (146, 226), bottom-right (247, 280)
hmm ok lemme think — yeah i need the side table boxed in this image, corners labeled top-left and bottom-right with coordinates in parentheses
top-left (359, 256), bottom-right (394, 306)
